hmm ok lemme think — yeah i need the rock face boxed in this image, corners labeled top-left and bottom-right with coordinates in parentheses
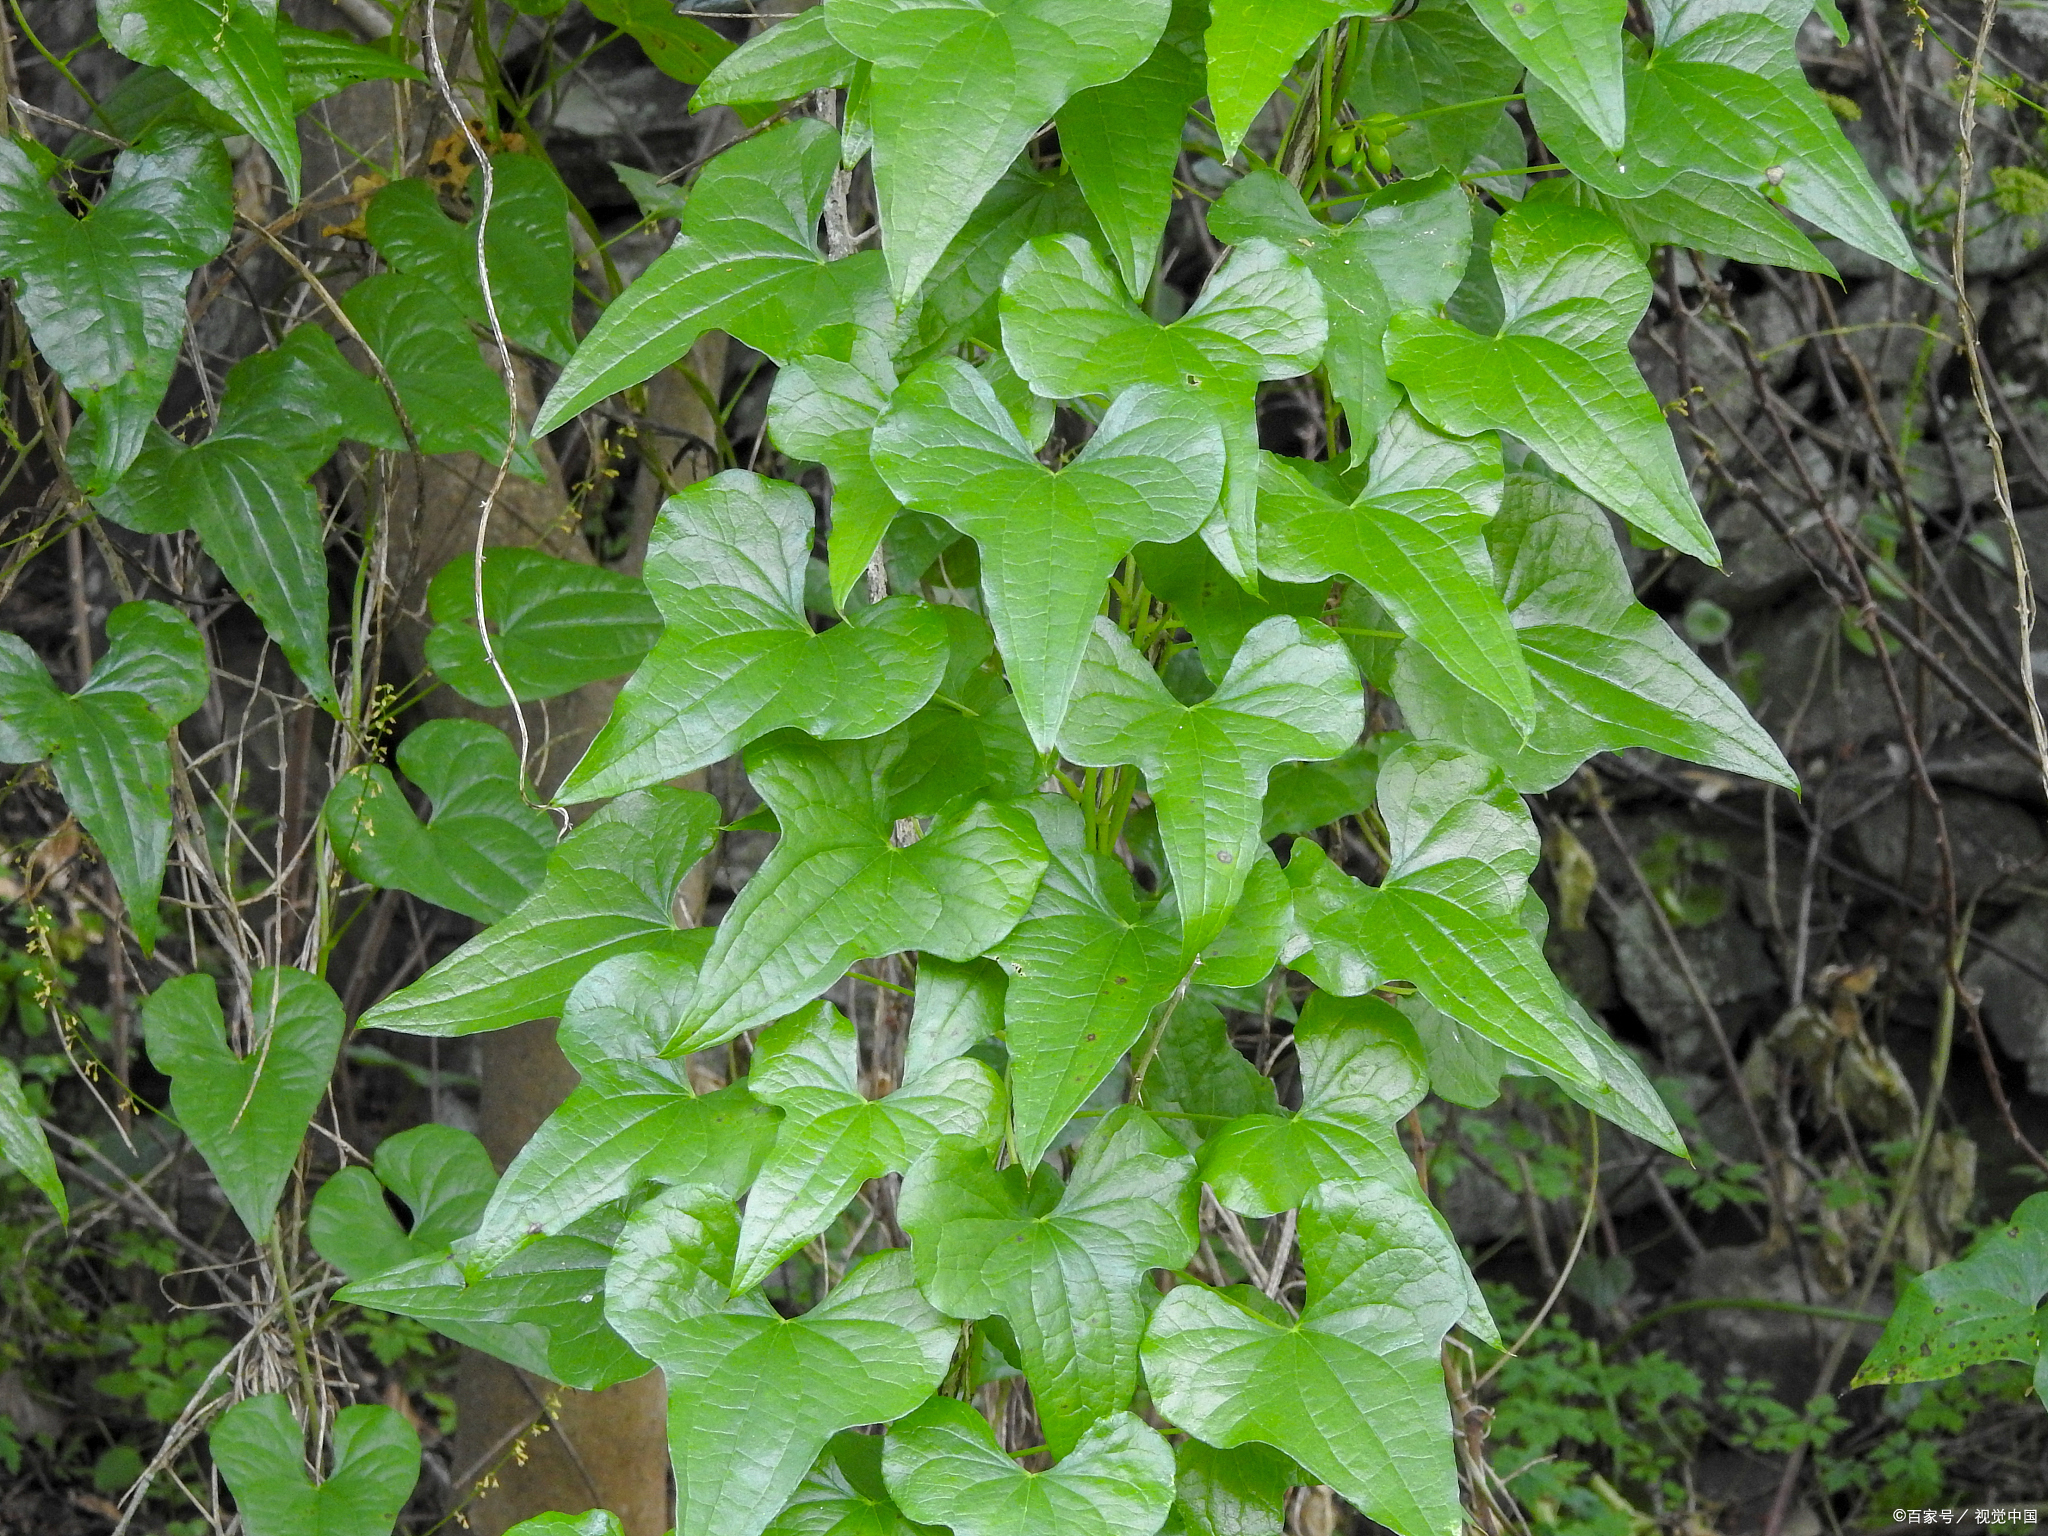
top-left (1968, 904), bottom-right (2048, 1093)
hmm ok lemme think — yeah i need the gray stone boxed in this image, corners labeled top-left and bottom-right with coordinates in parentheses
top-left (1966, 902), bottom-right (2048, 1093)
top-left (1848, 783), bottom-right (2048, 901)
top-left (1603, 899), bottom-right (1782, 1072)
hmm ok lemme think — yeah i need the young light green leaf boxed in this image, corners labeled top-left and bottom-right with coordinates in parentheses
top-left (667, 731), bottom-right (1048, 1054)
top-left (1169, 1440), bottom-right (1297, 1536)
top-left (1208, 171), bottom-right (1470, 454)
top-left (1142, 1181), bottom-right (1467, 1536)
top-left (1462, 0), bottom-right (1628, 151)
top-left (993, 798), bottom-right (1183, 1169)
top-left (367, 153), bottom-right (577, 363)
top-left (822, 0), bottom-right (1171, 301)
top-left (323, 719), bottom-right (552, 923)
top-left (0, 601), bottom-right (208, 951)
top-left (585, 0), bottom-right (734, 84)
top-left (1385, 201), bottom-right (1718, 565)
top-left (0, 1058), bottom-right (66, 1221)
top-left (464, 943), bottom-right (780, 1272)
top-left (1203, 1), bottom-right (1391, 158)
top-left (536, 121), bottom-right (888, 434)
top-left (211, 1394), bottom-right (419, 1536)
top-left (1000, 233), bottom-right (1324, 582)
top-left (142, 967), bottom-right (343, 1240)
top-left (96, 0), bottom-right (301, 198)
top-left (871, 360), bottom-right (1225, 747)
top-left (1055, 0), bottom-right (1205, 294)
top-left (1199, 993), bottom-right (1425, 1217)
top-left (900, 1106), bottom-right (1196, 1455)
top-left (1280, 741), bottom-right (1606, 1090)
top-left (424, 548), bottom-right (660, 706)
top-left (1060, 616), bottom-right (1360, 954)
top-left (734, 1002), bottom-right (1003, 1290)
top-left (1853, 1192), bottom-right (2048, 1388)
top-left (1524, 0), bottom-right (1920, 275)
top-left (561, 471), bottom-right (950, 801)
top-left (766, 1432), bottom-right (931, 1536)
top-left (697, 8), bottom-right (855, 107)
top-left (1256, 412), bottom-right (1529, 727)
top-left (0, 128), bottom-right (231, 489)
top-left (361, 787), bottom-right (720, 1038)
top-left (767, 339), bottom-right (903, 610)
top-left (605, 1188), bottom-right (955, 1536)
top-left (1391, 475), bottom-right (1795, 790)
top-left (882, 1396), bottom-right (1177, 1536)
top-left (311, 1123), bottom-right (498, 1283)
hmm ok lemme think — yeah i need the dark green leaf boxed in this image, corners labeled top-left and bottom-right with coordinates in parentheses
top-left (1854, 1192), bottom-right (2048, 1387)
top-left (425, 548), bottom-right (660, 706)
top-left (766, 1432), bottom-right (933, 1536)
top-left (1348, 2), bottom-right (1524, 179)
top-left (586, 0), bottom-right (735, 84)
top-left (0, 1058), bottom-right (66, 1221)
top-left (1169, 1440), bottom-right (1296, 1536)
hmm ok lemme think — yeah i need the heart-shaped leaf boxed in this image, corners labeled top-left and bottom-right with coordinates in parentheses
top-left (1001, 233), bottom-right (1324, 581)
top-left (605, 1187), bottom-right (956, 1536)
top-left (362, 786), bottom-right (719, 1038)
top-left (1168, 1440), bottom-right (1297, 1536)
top-left (1385, 201), bottom-right (1717, 565)
top-left (1524, 2), bottom-right (1919, 275)
top-left (0, 127), bottom-right (231, 489)
top-left (900, 1106), bottom-right (1196, 1454)
top-left (767, 337), bottom-right (904, 610)
top-left (536, 120), bottom-right (890, 433)
top-left (561, 470), bottom-right (950, 801)
top-left (1539, 172), bottom-right (1831, 274)
top-left (1461, 0), bottom-right (1628, 151)
top-left (697, 9), bottom-right (856, 109)
top-left (902, 163), bottom-right (1098, 360)
top-left (882, 1396), bottom-right (1176, 1536)
top-left (871, 360), bottom-right (1224, 748)
top-left (767, 1431), bottom-right (933, 1536)
top-left (1853, 1192), bottom-right (2048, 1388)
top-left (1199, 993), bottom-right (1424, 1217)
top-left (464, 945), bottom-right (780, 1272)
top-left (1055, 0), bottom-right (1205, 294)
top-left (96, 0), bottom-right (301, 198)
top-left (323, 718), bottom-right (553, 923)
top-left (992, 798), bottom-right (1183, 1168)
top-left (822, 0), bottom-right (1171, 300)
top-left (1202, 1), bottom-right (1390, 157)
top-left (0, 601), bottom-right (208, 951)
top-left (734, 1001), bottom-right (1004, 1289)
top-left (1391, 474), bottom-right (1794, 790)
top-left (424, 547), bottom-right (661, 706)
top-left (1145, 999), bottom-right (1279, 1153)
top-left (1059, 616), bottom-right (1361, 955)
top-left (0, 1058), bottom-right (66, 1221)
top-left (142, 967), bottom-right (343, 1239)
top-left (1208, 171), bottom-right (1469, 454)
top-left (311, 1123), bottom-right (498, 1283)
top-left (1142, 1181), bottom-right (1469, 1536)
top-left (666, 731), bottom-right (1048, 1053)
top-left (211, 1394), bottom-right (419, 1536)
top-left (1256, 410), bottom-right (1528, 727)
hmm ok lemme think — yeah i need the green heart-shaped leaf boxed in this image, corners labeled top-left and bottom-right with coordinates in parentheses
top-left (667, 731), bottom-right (1048, 1053)
top-left (0, 127), bottom-right (231, 489)
top-left (311, 1123), bottom-right (498, 1283)
top-left (882, 1396), bottom-right (1176, 1536)
top-left (871, 360), bottom-right (1224, 748)
top-left (1145, 999), bottom-right (1279, 1153)
top-left (1385, 201), bottom-right (1717, 565)
top-left (1391, 474), bottom-right (1794, 790)
top-left (1854, 1192), bottom-right (2048, 1387)
top-left (425, 547), bottom-right (661, 706)
top-left (1202, 0), bottom-right (1390, 157)
top-left (822, 0), bottom-right (1171, 301)
top-left (735, 1001), bottom-right (1004, 1289)
top-left (1060, 616), bottom-right (1360, 955)
top-left (1168, 1440), bottom-right (1297, 1536)
top-left (585, 0), bottom-right (735, 85)
top-left (1142, 1181), bottom-right (1469, 1536)
top-left (562, 471), bottom-right (951, 800)
top-left (142, 967), bottom-right (343, 1239)
top-left (992, 798), bottom-right (1182, 1168)
top-left (767, 1431), bottom-right (934, 1536)
top-left (605, 1187), bottom-right (956, 1536)
top-left (1199, 993), bottom-right (1423, 1217)
top-left (1209, 171), bottom-right (1469, 455)
top-left (0, 600), bottom-right (208, 951)
top-left (323, 719), bottom-right (552, 923)
top-left (464, 945), bottom-right (780, 1272)
top-left (1461, 0), bottom-right (1628, 151)
top-left (536, 120), bottom-right (889, 433)
top-left (211, 1394), bottom-right (419, 1536)
top-left (900, 1106), bottom-right (1196, 1454)
top-left (362, 786), bottom-right (719, 1038)
top-left (1001, 233), bottom-right (1324, 581)
top-left (767, 337), bottom-right (904, 610)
